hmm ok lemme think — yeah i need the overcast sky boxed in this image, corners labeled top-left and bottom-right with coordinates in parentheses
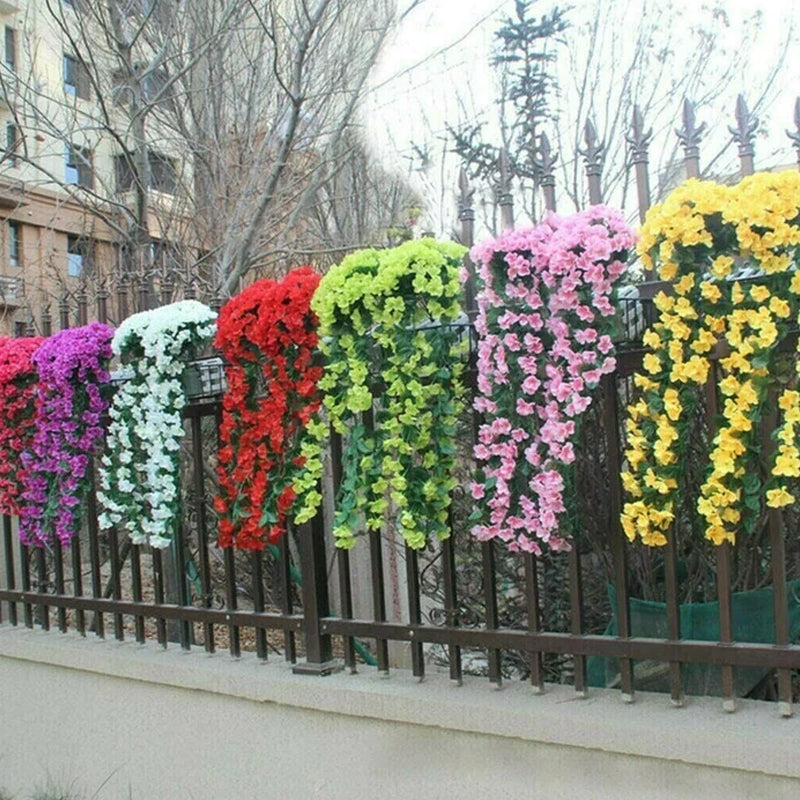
top-left (363, 0), bottom-right (800, 232)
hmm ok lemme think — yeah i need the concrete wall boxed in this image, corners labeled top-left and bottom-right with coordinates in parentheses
top-left (0, 626), bottom-right (798, 800)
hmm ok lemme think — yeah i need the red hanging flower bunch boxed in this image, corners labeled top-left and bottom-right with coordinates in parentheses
top-left (0, 336), bottom-right (43, 515)
top-left (214, 266), bottom-right (323, 550)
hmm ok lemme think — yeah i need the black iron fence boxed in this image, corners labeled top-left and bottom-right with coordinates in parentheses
top-left (2, 96), bottom-right (800, 718)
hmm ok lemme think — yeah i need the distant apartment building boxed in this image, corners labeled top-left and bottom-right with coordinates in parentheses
top-left (0, 0), bottom-right (194, 335)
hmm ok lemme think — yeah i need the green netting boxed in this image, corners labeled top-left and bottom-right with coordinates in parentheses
top-left (587, 580), bottom-right (800, 696)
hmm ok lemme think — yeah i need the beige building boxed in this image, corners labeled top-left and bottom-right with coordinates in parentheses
top-left (0, 0), bottom-right (194, 335)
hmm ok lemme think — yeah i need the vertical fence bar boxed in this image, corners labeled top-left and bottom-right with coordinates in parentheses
top-left (765, 399), bottom-right (792, 717)
top-left (52, 541), bottom-right (67, 632)
top-left (534, 131), bottom-right (558, 214)
top-left (331, 431), bottom-right (356, 672)
top-left (676, 98), bottom-right (705, 180)
top-left (279, 528), bottom-right (296, 664)
top-left (293, 502), bottom-right (339, 675)
top-left (251, 550), bottom-right (268, 661)
top-left (19, 543), bottom-right (32, 628)
top-left (603, 373), bottom-right (634, 701)
top-left (173, 524), bottom-right (192, 650)
top-left (3, 515), bottom-right (16, 625)
top-left (482, 539), bottom-right (502, 687)
top-left (568, 546), bottom-right (587, 696)
top-left (35, 548), bottom-right (49, 631)
top-left (152, 548), bottom-right (167, 647)
top-left (628, 105), bottom-right (653, 225)
top-left (129, 544), bottom-right (145, 643)
top-left (524, 553), bottom-right (544, 693)
top-left (190, 412), bottom-right (214, 653)
top-left (86, 468), bottom-right (104, 638)
top-left (664, 528), bottom-right (684, 706)
top-left (441, 522), bottom-right (462, 684)
top-left (730, 94), bottom-right (757, 178)
top-left (108, 527), bottom-right (124, 641)
top-left (363, 406), bottom-right (389, 675)
top-left (581, 119), bottom-right (605, 207)
top-left (496, 147), bottom-right (514, 231)
top-left (405, 545), bottom-right (424, 679)
top-left (223, 547), bottom-right (240, 656)
top-left (71, 537), bottom-right (85, 636)
top-left (706, 365), bottom-right (735, 711)
top-left (215, 403), bottom-right (239, 657)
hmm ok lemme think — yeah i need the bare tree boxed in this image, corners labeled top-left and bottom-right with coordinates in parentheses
top-left (551, 0), bottom-right (795, 211)
top-left (1, 0), bottom-right (420, 313)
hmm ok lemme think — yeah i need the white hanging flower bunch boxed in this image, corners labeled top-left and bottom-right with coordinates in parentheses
top-left (98, 300), bottom-right (217, 549)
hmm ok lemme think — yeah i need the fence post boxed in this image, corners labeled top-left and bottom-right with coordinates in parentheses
top-left (97, 285), bottom-right (108, 325)
top-left (40, 307), bottom-right (52, 337)
top-left (293, 497), bottom-right (342, 675)
top-left (730, 94), bottom-right (757, 177)
top-left (533, 131), bottom-right (558, 214)
top-left (580, 118), bottom-right (604, 207)
top-left (58, 295), bottom-right (69, 330)
top-left (496, 147), bottom-right (514, 231)
top-left (458, 167), bottom-right (477, 314)
top-left (77, 287), bottom-right (88, 326)
top-left (785, 97), bottom-right (800, 169)
top-left (628, 105), bottom-right (653, 225)
top-left (676, 98), bottom-right (705, 179)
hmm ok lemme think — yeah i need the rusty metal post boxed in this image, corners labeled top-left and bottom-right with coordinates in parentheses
top-left (458, 167), bottom-right (477, 314)
top-left (495, 147), bottom-right (514, 231)
top-left (729, 94), bottom-right (758, 177)
top-left (533, 131), bottom-right (558, 214)
top-left (627, 105), bottom-right (653, 225)
top-left (580, 119), bottom-right (605, 207)
top-left (676, 98), bottom-right (706, 179)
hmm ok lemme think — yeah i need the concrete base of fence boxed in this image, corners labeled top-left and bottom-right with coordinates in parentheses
top-left (0, 626), bottom-right (798, 800)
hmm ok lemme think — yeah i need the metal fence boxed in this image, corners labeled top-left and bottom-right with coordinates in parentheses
top-left (1, 96), bottom-right (800, 718)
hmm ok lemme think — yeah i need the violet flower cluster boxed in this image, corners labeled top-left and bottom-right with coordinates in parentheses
top-left (19, 323), bottom-right (114, 547)
top-left (469, 207), bottom-right (635, 554)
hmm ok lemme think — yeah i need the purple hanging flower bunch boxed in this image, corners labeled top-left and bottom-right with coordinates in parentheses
top-left (19, 322), bottom-right (114, 547)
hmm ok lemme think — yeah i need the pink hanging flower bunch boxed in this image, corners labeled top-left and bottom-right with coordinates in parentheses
top-left (469, 206), bottom-right (635, 554)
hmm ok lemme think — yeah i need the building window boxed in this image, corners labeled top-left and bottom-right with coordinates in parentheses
top-left (4, 27), bottom-right (15, 72)
top-left (3, 123), bottom-right (19, 167)
top-left (8, 220), bottom-right (20, 267)
top-left (67, 235), bottom-right (92, 278)
top-left (65, 144), bottom-right (93, 188)
top-left (63, 54), bottom-right (90, 100)
top-left (13, 320), bottom-right (25, 337)
top-left (115, 150), bottom-right (178, 194)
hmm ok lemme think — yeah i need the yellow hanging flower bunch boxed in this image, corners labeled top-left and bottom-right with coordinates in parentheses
top-left (621, 171), bottom-right (800, 547)
top-left (312, 238), bottom-right (466, 550)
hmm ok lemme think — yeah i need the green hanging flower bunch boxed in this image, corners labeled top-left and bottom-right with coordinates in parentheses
top-left (312, 238), bottom-right (467, 549)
